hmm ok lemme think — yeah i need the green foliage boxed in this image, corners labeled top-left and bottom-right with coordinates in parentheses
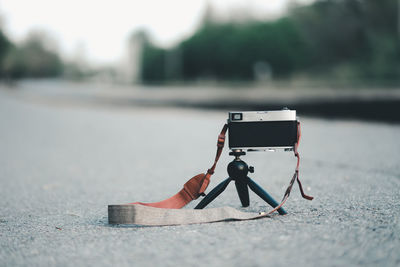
top-left (141, 18), bottom-right (309, 82)
top-left (293, 0), bottom-right (400, 80)
top-left (1, 30), bottom-right (63, 79)
top-left (141, 44), bottom-right (166, 82)
top-left (140, 0), bottom-right (400, 84)
top-left (292, 0), bottom-right (368, 66)
top-left (180, 18), bottom-right (308, 80)
top-left (0, 29), bottom-right (12, 77)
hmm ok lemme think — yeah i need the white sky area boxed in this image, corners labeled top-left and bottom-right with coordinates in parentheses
top-left (0, 0), bottom-right (313, 65)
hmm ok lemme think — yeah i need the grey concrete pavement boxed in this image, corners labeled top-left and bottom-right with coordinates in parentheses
top-left (0, 85), bottom-right (399, 266)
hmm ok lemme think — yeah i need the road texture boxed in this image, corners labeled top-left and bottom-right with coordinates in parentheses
top-left (0, 84), bottom-right (399, 266)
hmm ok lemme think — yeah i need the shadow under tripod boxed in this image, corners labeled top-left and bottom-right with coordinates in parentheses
top-left (195, 150), bottom-right (287, 215)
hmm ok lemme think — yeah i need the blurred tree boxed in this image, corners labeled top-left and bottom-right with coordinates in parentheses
top-left (292, 0), bottom-right (400, 80)
top-left (180, 18), bottom-right (308, 81)
top-left (2, 31), bottom-right (63, 79)
top-left (141, 42), bottom-right (166, 82)
top-left (140, 18), bottom-right (309, 83)
top-left (362, 0), bottom-right (400, 79)
top-left (0, 28), bottom-right (12, 77)
top-left (140, 0), bottom-right (400, 84)
top-left (292, 0), bottom-right (368, 67)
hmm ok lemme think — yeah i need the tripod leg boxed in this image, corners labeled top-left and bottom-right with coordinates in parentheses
top-left (235, 179), bottom-right (250, 207)
top-left (194, 178), bottom-right (232, 209)
top-left (247, 177), bottom-right (287, 215)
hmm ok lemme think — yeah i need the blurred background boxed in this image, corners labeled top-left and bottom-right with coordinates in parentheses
top-left (2, 2), bottom-right (400, 266)
top-left (0, 0), bottom-right (400, 121)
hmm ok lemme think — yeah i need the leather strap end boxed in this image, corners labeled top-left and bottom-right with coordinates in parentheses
top-left (302, 195), bottom-right (314, 200)
top-left (296, 172), bottom-right (313, 201)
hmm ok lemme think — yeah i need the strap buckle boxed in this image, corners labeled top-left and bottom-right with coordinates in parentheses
top-left (217, 134), bottom-right (225, 147)
top-left (183, 174), bottom-right (210, 200)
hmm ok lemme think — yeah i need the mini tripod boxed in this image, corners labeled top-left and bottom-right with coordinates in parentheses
top-left (195, 150), bottom-right (287, 215)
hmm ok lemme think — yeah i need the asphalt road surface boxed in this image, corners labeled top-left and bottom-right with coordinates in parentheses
top-left (1, 85), bottom-right (399, 266)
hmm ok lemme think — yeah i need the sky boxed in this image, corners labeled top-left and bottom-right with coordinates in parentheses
top-left (0, 0), bottom-right (313, 65)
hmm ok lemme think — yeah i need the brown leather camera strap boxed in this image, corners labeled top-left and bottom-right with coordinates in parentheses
top-left (263, 121), bottom-right (313, 216)
top-left (113, 122), bottom-right (313, 225)
top-left (129, 124), bottom-right (228, 209)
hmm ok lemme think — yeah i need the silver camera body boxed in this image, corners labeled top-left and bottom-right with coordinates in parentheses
top-left (228, 109), bottom-right (298, 151)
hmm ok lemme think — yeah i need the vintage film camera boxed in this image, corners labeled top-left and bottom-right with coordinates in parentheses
top-left (228, 109), bottom-right (298, 151)
top-left (194, 109), bottom-right (300, 212)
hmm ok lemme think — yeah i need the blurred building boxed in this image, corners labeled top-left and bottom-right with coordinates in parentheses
top-left (118, 31), bottom-right (146, 84)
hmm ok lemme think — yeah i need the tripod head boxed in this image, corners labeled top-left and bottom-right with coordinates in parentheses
top-left (227, 149), bottom-right (254, 179)
top-left (229, 149), bottom-right (246, 160)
